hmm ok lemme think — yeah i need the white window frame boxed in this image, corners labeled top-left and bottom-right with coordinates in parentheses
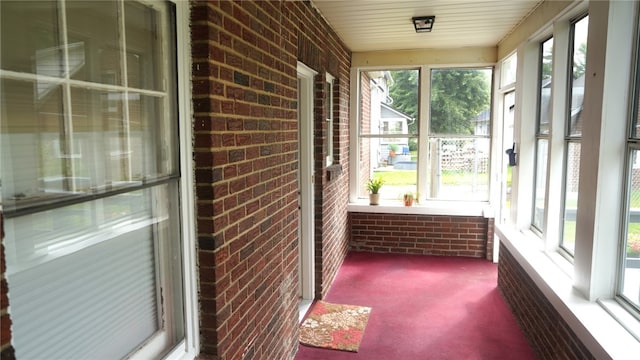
top-left (497, 0), bottom-right (640, 356)
top-left (325, 72), bottom-right (335, 167)
top-left (0, 1), bottom-right (198, 358)
top-left (349, 65), bottom-right (493, 214)
top-left (532, 36), bottom-right (553, 234)
top-left (163, 1), bottom-right (199, 359)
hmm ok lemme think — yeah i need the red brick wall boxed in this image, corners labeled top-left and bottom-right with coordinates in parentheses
top-left (314, 71), bottom-right (351, 298)
top-left (191, 1), bottom-right (351, 359)
top-left (498, 245), bottom-right (595, 359)
top-left (350, 213), bottom-right (490, 258)
top-left (0, 214), bottom-right (14, 360)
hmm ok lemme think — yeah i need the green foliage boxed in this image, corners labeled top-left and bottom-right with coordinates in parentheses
top-left (573, 42), bottom-right (587, 80)
top-left (387, 68), bottom-right (492, 140)
top-left (430, 69), bottom-right (491, 135)
top-left (388, 70), bottom-right (419, 132)
top-left (365, 177), bottom-right (385, 194)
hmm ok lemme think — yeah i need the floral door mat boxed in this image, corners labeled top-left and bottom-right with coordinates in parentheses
top-left (299, 301), bottom-right (372, 352)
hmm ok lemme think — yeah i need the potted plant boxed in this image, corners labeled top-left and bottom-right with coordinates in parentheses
top-left (403, 192), bottom-right (414, 206)
top-left (387, 144), bottom-right (399, 165)
top-left (365, 177), bottom-right (384, 205)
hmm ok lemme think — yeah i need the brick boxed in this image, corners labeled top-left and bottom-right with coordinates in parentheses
top-left (190, 0), bottom-right (351, 359)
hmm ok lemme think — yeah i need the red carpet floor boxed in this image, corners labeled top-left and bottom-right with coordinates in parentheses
top-left (295, 252), bottom-right (537, 360)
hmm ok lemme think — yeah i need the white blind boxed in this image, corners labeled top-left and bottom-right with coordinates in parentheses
top-left (4, 194), bottom-right (163, 359)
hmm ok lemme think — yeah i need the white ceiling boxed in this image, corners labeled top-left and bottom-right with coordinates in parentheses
top-left (311, 0), bottom-right (544, 52)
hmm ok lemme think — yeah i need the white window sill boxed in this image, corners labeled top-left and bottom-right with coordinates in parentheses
top-left (495, 224), bottom-right (640, 360)
top-left (347, 200), bottom-right (492, 218)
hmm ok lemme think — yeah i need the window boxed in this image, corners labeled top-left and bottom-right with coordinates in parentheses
top-left (0, 1), bottom-right (189, 358)
top-left (355, 67), bottom-right (492, 203)
top-left (620, 10), bottom-right (640, 312)
top-left (357, 69), bottom-right (419, 201)
top-left (325, 73), bottom-right (335, 166)
top-left (533, 37), bottom-right (553, 232)
top-left (429, 68), bottom-right (492, 201)
top-left (560, 15), bottom-right (589, 255)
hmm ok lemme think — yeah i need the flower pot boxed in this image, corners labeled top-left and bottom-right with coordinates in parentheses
top-left (369, 193), bottom-right (380, 205)
top-left (403, 194), bottom-right (414, 206)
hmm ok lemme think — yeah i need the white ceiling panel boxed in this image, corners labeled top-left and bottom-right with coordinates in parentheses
top-left (311, 0), bottom-right (543, 52)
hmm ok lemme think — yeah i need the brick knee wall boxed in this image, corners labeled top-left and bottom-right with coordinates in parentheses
top-left (350, 213), bottom-right (490, 258)
top-left (497, 244), bottom-right (595, 359)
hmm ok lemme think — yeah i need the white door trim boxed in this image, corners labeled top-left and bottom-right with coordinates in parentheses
top-left (297, 62), bottom-right (316, 308)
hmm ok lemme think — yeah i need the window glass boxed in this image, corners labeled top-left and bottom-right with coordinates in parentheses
top-left (0, 1), bottom-right (184, 358)
top-left (533, 37), bottom-right (553, 232)
top-left (620, 9), bottom-right (640, 312)
top-left (326, 74), bottom-right (334, 166)
top-left (66, 1), bottom-right (123, 85)
top-left (533, 139), bottom-right (548, 231)
top-left (0, 1), bottom-right (63, 76)
top-left (501, 53), bottom-right (517, 88)
top-left (561, 141), bottom-right (581, 254)
top-left (568, 16), bottom-right (589, 137)
top-left (560, 15), bottom-right (588, 254)
top-left (125, 1), bottom-right (164, 90)
top-left (622, 149), bottom-right (640, 310)
top-left (539, 38), bottom-right (553, 135)
top-left (428, 68), bottom-right (492, 201)
top-left (359, 69), bottom-right (418, 201)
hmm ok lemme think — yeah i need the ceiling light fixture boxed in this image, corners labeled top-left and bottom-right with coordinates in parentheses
top-left (412, 16), bottom-right (436, 33)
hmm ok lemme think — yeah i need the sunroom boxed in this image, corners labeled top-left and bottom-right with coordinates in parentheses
top-left (1, 1), bottom-right (639, 359)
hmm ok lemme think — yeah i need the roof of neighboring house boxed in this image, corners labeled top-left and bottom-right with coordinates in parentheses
top-left (381, 102), bottom-right (414, 121)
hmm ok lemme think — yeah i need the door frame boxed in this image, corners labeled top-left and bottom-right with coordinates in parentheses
top-left (297, 62), bottom-right (316, 308)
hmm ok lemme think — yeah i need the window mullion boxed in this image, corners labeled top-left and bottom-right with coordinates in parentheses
top-left (59, 0), bottom-right (78, 192)
top-left (417, 65), bottom-right (430, 202)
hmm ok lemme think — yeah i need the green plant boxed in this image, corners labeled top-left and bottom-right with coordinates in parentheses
top-left (387, 144), bottom-right (399, 152)
top-left (365, 178), bottom-right (384, 194)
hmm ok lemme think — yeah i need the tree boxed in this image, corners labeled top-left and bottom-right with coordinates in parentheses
top-left (572, 42), bottom-right (587, 80)
top-left (430, 69), bottom-right (491, 135)
top-left (387, 70), bottom-right (419, 135)
top-left (388, 69), bottom-right (491, 137)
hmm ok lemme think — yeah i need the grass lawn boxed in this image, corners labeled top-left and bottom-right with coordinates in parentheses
top-left (373, 169), bottom-right (488, 186)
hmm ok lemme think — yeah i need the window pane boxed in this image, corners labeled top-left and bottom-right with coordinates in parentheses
top-left (539, 38), bottom-right (553, 135)
top-left (533, 139), bottom-right (548, 231)
top-left (1, 1), bottom-right (63, 76)
top-left (430, 68), bottom-right (492, 135)
top-left (561, 142), bottom-right (581, 254)
top-left (568, 16), bottom-right (589, 137)
top-left (0, 78), bottom-right (67, 209)
top-left (4, 184), bottom-right (184, 359)
top-left (501, 53), bottom-right (517, 87)
top-left (1, 83), bottom-right (176, 212)
top-left (427, 137), bottom-right (490, 201)
top-left (359, 69), bottom-right (418, 201)
top-left (66, 1), bottom-right (123, 85)
top-left (622, 149), bottom-right (640, 310)
top-left (325, 78), bottom-right (333, 165)
top-left (70, 87), bottom-right (176, 185)
top-left (125, 1), bottom-right (165, 90)
top-left (1, 1), bottom-right (183, 358)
